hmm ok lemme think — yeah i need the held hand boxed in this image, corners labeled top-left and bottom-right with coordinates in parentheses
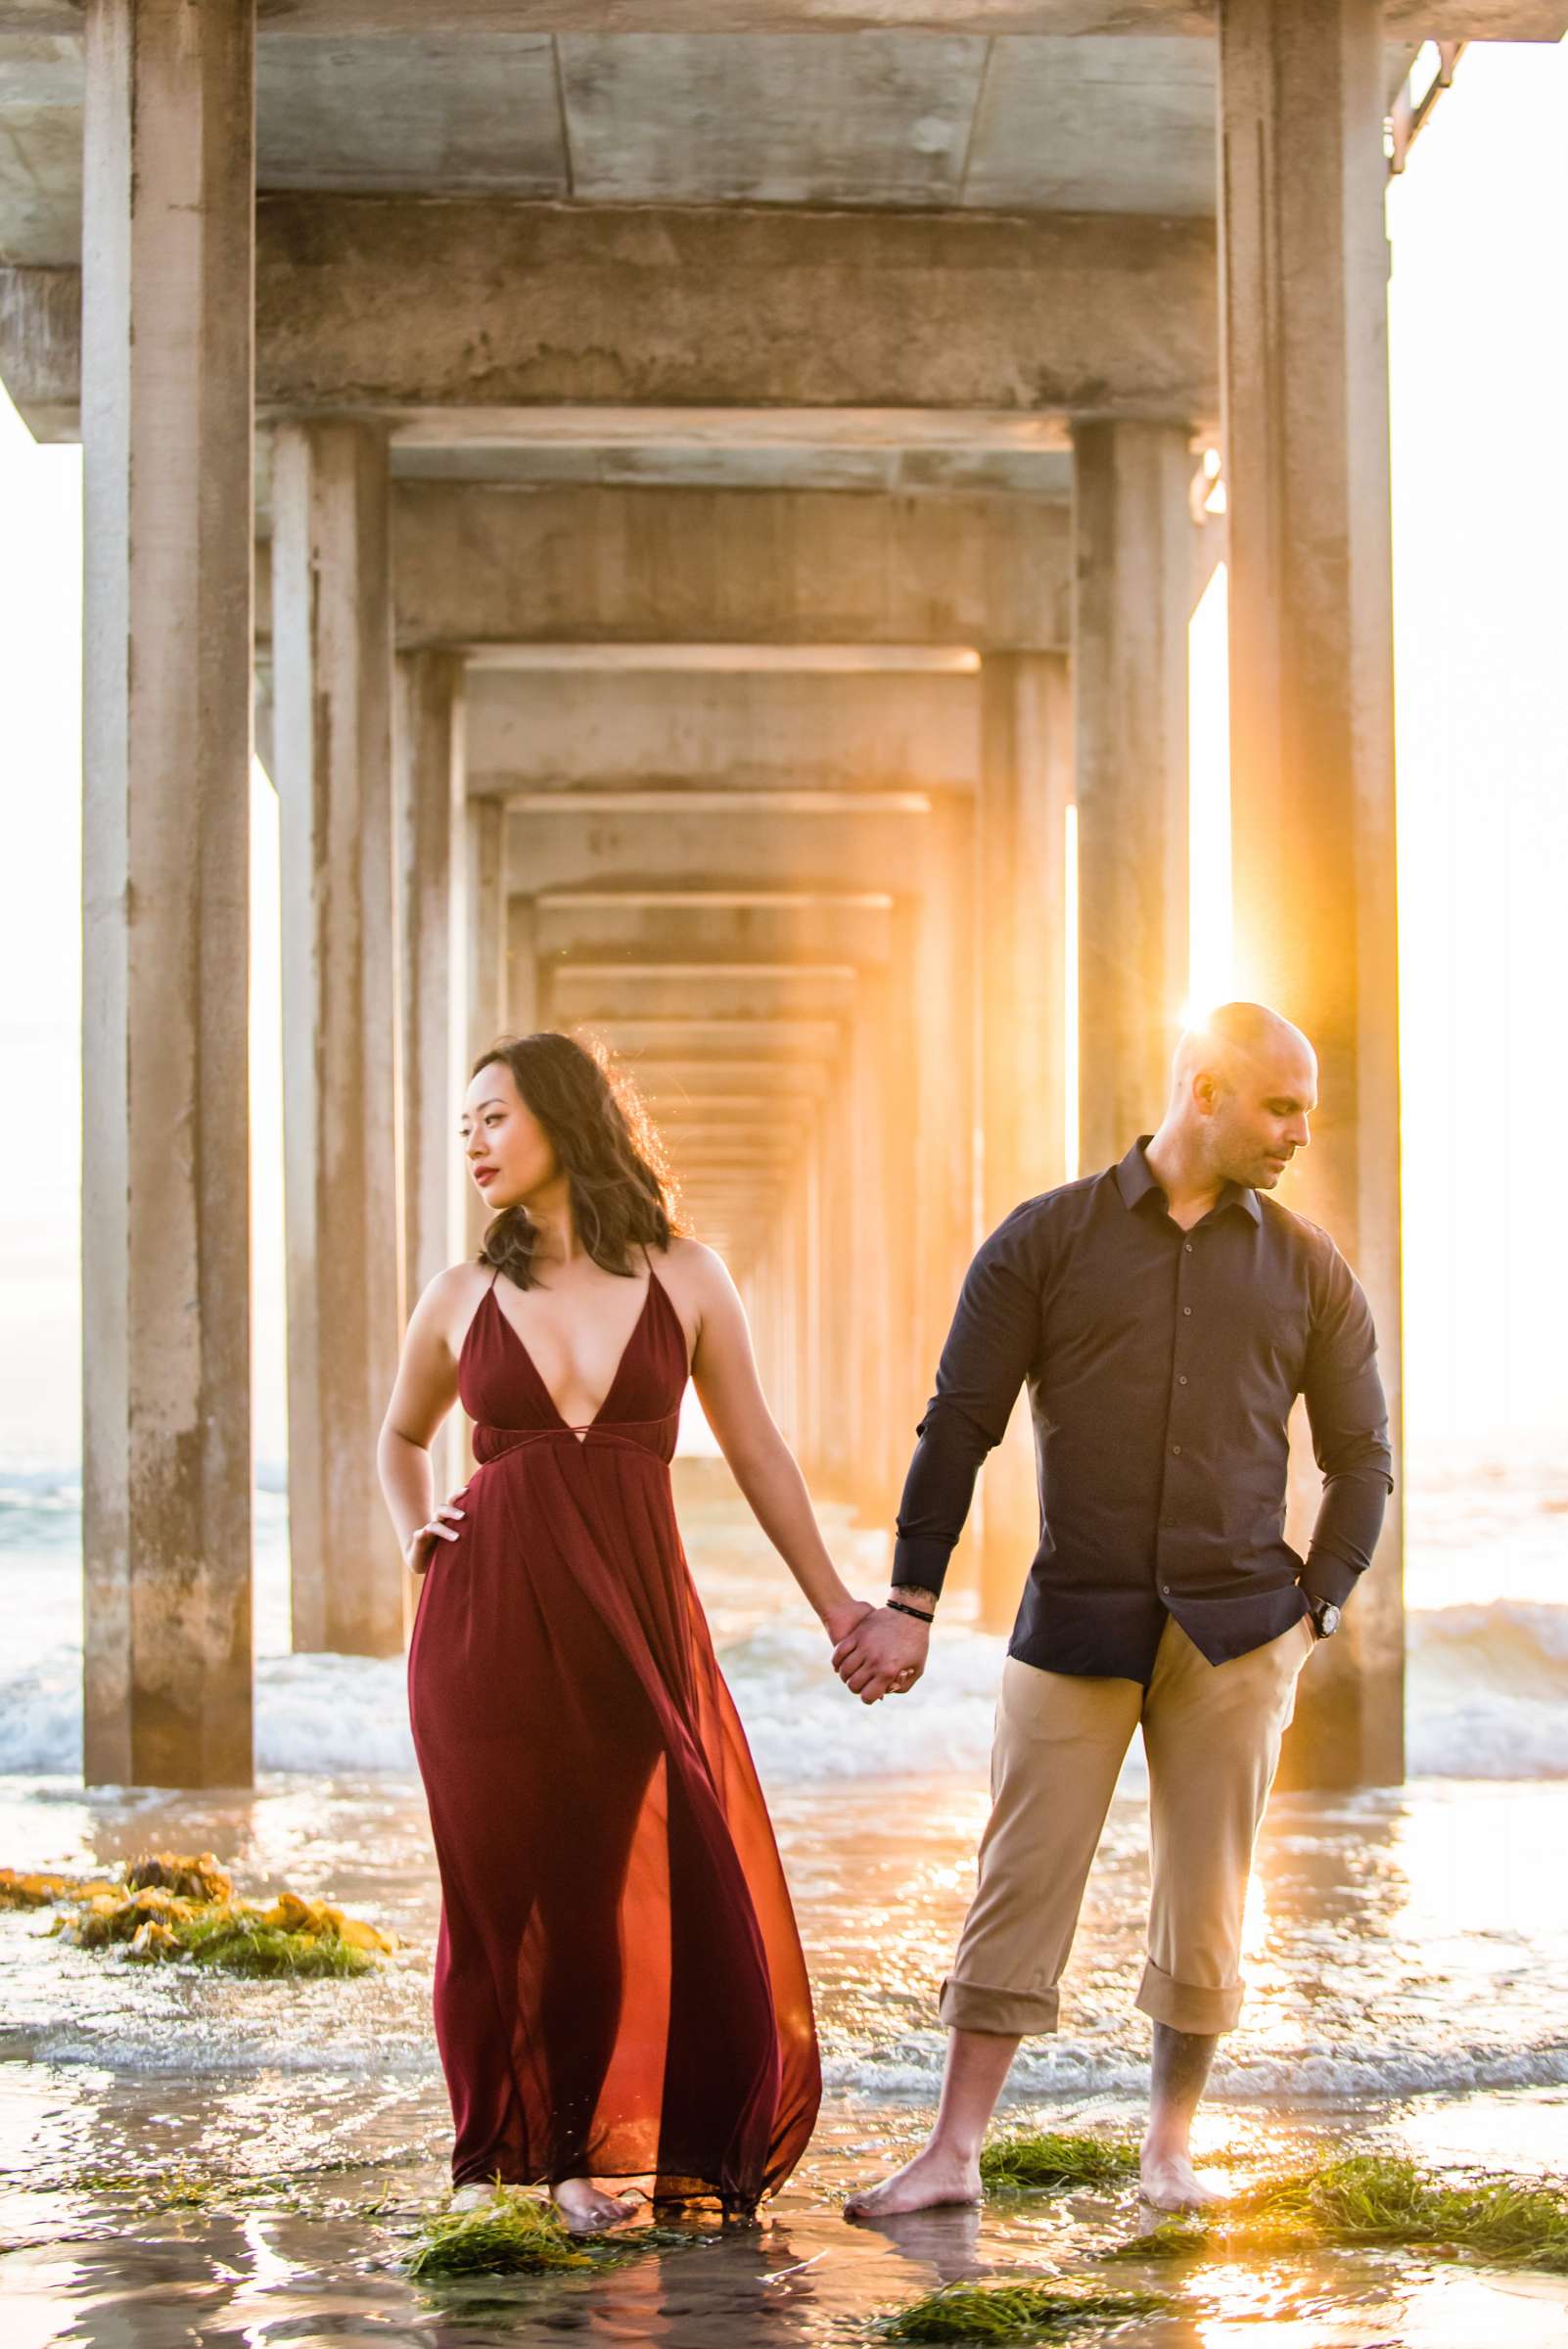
top-left (822, 1595), bottom-right (875, 1649)
top-left (403, 1486), bottom-right (469, 1577)
top-left (832, 1604), bottom-right (931, 1706)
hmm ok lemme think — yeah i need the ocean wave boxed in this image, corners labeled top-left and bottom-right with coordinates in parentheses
top-left (6, 1606), bottom-right (1568, 1782)
top-left (826, 2036), bottom-right (1568, 2105)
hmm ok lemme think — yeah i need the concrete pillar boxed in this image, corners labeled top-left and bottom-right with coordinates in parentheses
top-left (507, 893), bottom-right (539, 1036)
top-left (848, 969), bottom-right (898, 1525)
top-left (273, 420), bottom-right (403, 1657)
top-left (79, 0), bottom-right (255, 1789)
top-left (1072, 421), bottom-right (1193, 1175)
top-left (801, 1128), bottom-right (825, 1481)
top-left (976, 653), bottom-right (1073, 1630)
top-left (395, 652), bottom-right (464, 1312)
top-left (464, 798), bottom-right (508, 1255)
top-left (1219, 0), bottom-right (1404, 1788)
top-left (817, 1058), bottom-right (858, 1504)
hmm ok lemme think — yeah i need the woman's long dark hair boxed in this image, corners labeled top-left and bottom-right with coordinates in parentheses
top-left (473, 1032), bottom-right (678, 1289)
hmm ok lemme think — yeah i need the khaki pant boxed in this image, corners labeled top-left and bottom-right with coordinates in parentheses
top-left (941, 1612), bottom-right (1315, 2040)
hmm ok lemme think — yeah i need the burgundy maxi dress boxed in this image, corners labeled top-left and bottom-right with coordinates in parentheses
top-left (407, 1263), bottom-right (821, 2210)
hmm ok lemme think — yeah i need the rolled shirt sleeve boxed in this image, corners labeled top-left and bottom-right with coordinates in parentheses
top-left (892, 1204), bottom-right (1042, 1599)
top-left (1299, 1241), bottom-right (1395, 1610)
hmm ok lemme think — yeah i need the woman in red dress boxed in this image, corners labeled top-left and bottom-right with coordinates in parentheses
top-left (379, 1033), bottom-right (872, 2232)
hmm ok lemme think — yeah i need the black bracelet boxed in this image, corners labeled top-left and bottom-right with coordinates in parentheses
top-left (887, 1597), bottom-right (935, 1624)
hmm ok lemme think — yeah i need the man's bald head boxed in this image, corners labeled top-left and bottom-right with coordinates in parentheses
top-left (1167, 1002), bottom-right (1317, 1192)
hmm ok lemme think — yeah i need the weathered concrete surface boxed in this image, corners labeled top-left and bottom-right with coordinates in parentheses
top-left (392, 484), bottom-right (1072, 651)
top-left (0, 198), bottom-right (1221, 430)
top-left (465, 668), bottom-right (981, 798)
top-left (395, 651), bottom-right (464, 1312)
top-left (1220, 0), bottom-right (1404, 1792)
top-left (273, 420), bottom-right (404, 1659)
top-left (79, 0), bottom-right (255, 1791)
top-left (532, 892), bottom-right (896, 969)
top-left (548, 964), bottom-right (859, 1024)
top-left (1072, 419), bottom-right (1193, 1173)
top-left (976, 652), bottom-right (1072, 1631)
top-left (5, 3), bottom-right (1562, 37)
top-left (503, 800), bottom-right (931, 897)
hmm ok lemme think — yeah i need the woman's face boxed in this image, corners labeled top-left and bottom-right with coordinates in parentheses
top-left (459, 1061), bottom-right (559, 1213)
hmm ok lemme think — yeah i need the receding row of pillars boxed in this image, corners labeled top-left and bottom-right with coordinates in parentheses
top-left (78, 0), bottom-right (1402, 1790)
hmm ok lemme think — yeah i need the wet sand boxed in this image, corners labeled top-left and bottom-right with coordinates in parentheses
top-left (5, 1764), bottom-right (1568, 2347)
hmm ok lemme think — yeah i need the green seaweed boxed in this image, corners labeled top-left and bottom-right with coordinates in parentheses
top-left (406, 2188), bottom-right (594, 2279)
top-left (980, 2132), bottom-right (1142, 2193)
top-left (166, 1913), bottom-right (373, 1979)
top-left (873, 2280), bottom-right (1166, 2342)
top-left (1109, 2153), bottom-right (1568, 2274)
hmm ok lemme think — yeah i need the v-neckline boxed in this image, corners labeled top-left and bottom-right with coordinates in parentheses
top-left (484, 1269), bottom-right (659, 1438)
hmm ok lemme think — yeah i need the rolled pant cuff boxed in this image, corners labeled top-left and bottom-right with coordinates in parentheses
top-left (1135, 1958), bottom-right (1243, 2035)
top-left (939, 1975), bottom-right (1060, 2036)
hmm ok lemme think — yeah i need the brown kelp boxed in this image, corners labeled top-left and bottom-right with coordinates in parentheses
top-left (1, 1849), bottom-right (398, 1979)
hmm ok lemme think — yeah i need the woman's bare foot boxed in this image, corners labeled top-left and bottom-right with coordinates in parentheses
top-left (1138, 2142), bottom-right (1222, 2214)
top-left (448, 2182), bottom-right (491, 2213)
top-left (844, 2142), bottom-right (983, 2222)
top-left (552, 2177), bottom-right (637, 2234)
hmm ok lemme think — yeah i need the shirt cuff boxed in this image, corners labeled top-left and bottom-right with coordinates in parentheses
top-left (892, 1534), bottom-right (955, 1599)
top-left (1299, 1550), bottom-right (1360, 1610)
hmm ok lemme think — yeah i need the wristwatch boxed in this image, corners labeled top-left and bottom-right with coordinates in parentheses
top-left (1306, 1595), bottom-right (1342, 1640)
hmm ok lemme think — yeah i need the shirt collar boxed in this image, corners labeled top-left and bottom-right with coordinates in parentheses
top-left (1114, 1137), bottom-right (1262, 1226)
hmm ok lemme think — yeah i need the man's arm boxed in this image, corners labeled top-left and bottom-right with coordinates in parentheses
top-left (833, 1206), bottom-right (1043, 1703)
top-left (1299, 1243), bottom-right (1395, 1610)
top-left (892, 1205), bottom-right (1044, 1601)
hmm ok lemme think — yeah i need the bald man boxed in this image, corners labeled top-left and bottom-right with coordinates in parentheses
top-left (836, 1003), bottom-right (1392, 2215)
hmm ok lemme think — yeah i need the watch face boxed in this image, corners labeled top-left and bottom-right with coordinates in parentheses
top-left (1316, 1603), bottom-right (1342, 1638)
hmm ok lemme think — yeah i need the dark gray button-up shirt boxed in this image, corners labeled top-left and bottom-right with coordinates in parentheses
top-left (892, 1139), bottom-right (1394, 1680)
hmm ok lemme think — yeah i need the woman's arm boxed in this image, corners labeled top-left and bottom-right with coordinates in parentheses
top-left (683, 1245), bottom-right (869, 1648)
top-left (377, 1267), bottom-right (472, 1578)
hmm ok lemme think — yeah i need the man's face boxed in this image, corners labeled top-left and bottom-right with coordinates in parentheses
top-left (1202, 1039), bottom-right (1318, 1191)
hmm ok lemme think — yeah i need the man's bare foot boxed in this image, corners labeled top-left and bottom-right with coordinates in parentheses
top-left (844, 2143), bottom-right (983, 2221)
top-left (552, 2177), bottom-right (637, 2234)
top-left (1138, 2143), bottom-right (1222, 2214)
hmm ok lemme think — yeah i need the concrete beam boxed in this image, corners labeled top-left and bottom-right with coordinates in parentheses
top-left (80, 0), bottom-right (255, 1790)
top-left (466, 666), bottom-right (980, 798)
top-left (546, 965), bottom-right (859, 1022)
top-left (0, 196), bottom-right (1219, 433)
top-left (533, 891), bottom-right (895, 968)
top-left (4, 5), bottom-right (1558, 46)
top-left (505, 800), bottom-right (933, 894)
top-left (392, 483), bottom-right (1071, 653)
top-left (605, 1056), bottom-right (834, 1100)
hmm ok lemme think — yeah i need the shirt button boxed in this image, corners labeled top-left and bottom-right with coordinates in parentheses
top-left (1182, 1306), bottom-right (1192, 1316)
top-left (1178, 1374), bottom-right (1188, 1385)
top-left (1161, 1583), bottom-right (1173, 1595)
top-left (1172, 1444), bottom-right (1181, 1455)
top-left (1184, 1242), bottom-right (1194, 1254)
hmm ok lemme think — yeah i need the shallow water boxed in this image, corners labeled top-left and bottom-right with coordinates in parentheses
top-left (3, 1460), bottom-right (1568, 2341)
top-left (6, 1765), bottom-right (1568, 2344)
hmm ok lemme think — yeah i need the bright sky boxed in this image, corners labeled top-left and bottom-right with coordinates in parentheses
top-left (1, 39), bottom-right (1564, 1470)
